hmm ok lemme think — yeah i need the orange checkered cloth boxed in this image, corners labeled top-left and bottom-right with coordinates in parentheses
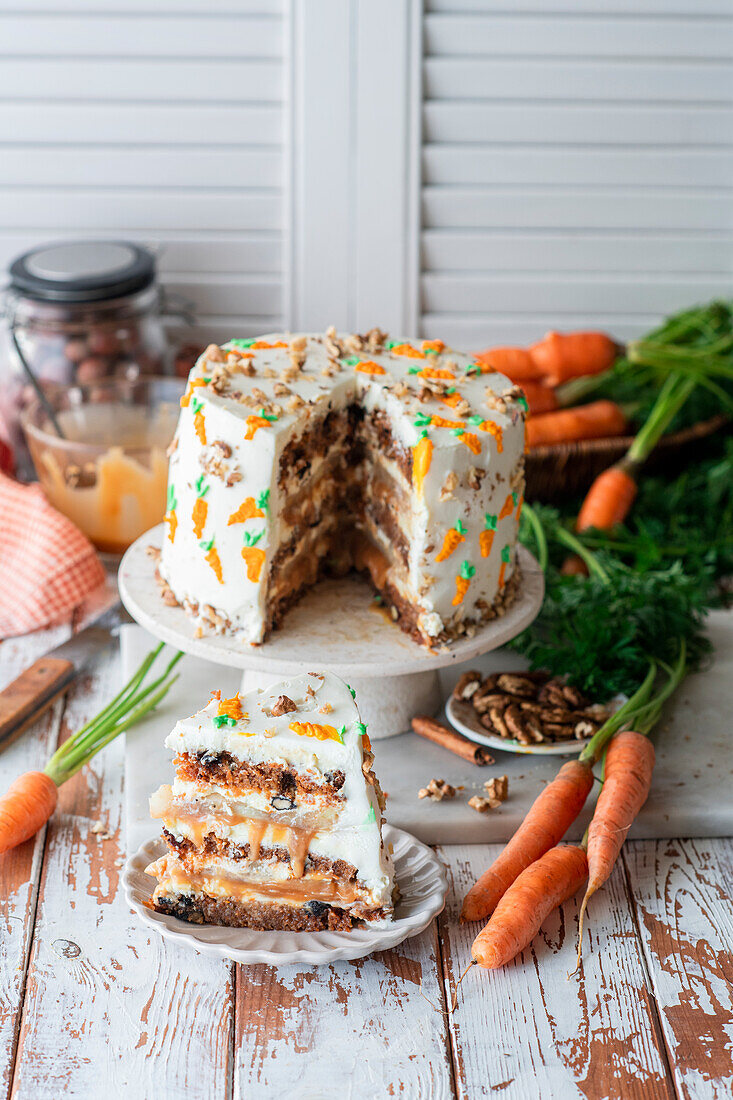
top-left (0, 473), bottom-right (106, 638)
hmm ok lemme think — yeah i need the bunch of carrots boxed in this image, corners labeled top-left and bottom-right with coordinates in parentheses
top-left (476, 330), bottom-right (627, 448)
top-left (0, 645), bottom-right (181, 854)
top-left (460, 513), bottom-right (690, 976)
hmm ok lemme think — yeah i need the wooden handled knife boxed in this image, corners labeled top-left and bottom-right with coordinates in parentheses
top-left (0, 607), bottom-right (123, 752)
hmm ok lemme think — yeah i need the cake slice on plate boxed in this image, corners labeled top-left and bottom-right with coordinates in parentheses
top-left (146, 671), bottom-right (395, 931)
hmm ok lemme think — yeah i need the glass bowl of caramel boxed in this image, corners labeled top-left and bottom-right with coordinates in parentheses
top-left (21, 376), bottom-right (184, 554)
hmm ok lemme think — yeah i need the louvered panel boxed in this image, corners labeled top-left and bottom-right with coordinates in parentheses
top-left (0, 5), bottom-right (287, 340)
top-left (419, 2), bottom-right (733, 348)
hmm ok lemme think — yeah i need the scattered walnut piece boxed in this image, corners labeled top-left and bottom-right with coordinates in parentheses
top-left (466, 466), bottom-right (486, 490)
top-left (271, 695), bottom-right (297, 717)
top-left (319, 702), bottom-right (334, 715)
top-left (468, 795), bottom-right (493, 814)
top-left (483, 775), bottom-right (509, 808)
top-left (203, 343), bottom-right (225, 363)
top-left (439, 471), bottom-right (458, 502)
top-left (418, 778), bottom-right (456, 801)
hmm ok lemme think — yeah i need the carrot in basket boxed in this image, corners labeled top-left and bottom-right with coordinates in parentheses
top-left (576, 464), bottom-right (638, 532)
top-left (475, 347), bottom-right (544, 382)
top-left (525, 400), bottom-right (627, 449)
top-left (575, 731), bottom-right (655, 960)
top-left (460, 759), bottom-right (594, 922)
top-left (529, 331), bottom-right (619, 386)
top-left (519, 380), bottom-right (559, 416)
top-left (471, 844), bottom-right (588, 969)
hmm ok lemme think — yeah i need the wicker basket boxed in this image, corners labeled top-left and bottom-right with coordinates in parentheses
top-left (525, 414), bottom-right (728, 502)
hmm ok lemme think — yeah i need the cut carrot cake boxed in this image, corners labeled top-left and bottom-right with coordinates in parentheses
top-left (146, 671), bottom-right (395, 931)
top-left (159, 330), bottom-right (526, 647)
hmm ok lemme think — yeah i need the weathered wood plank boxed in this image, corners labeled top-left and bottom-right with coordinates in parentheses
top-left (233, 923), bottom-right (454, 1099)
top-left (10, 644), bottom-right (235, 1100)
top-left (439, 845), bottom-right (674, 1100)
top-left (0, 623), bottom-right (72, 1098)
top-left (624, 838), bottom-right (733, 1100)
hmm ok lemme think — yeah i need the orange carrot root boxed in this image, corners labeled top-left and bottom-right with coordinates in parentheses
top-left (519, 380), bottom-right (559, 416)
top-left (475, 347), bottom-right (544, 383)
top-left (526, 400), bottom-right (627, 449)
top-left (576, 464), bottom-right (638, 532)
top-left (529, 331), bottom-right (618, 387)
top-left (576, 731), bottom-right (655, 962)
top-left (0, 771), bottom-right (58, 853)
top-left (472, 845), bottom-right (589, 969)
top-left (460, 759), bottom-right (594, 922)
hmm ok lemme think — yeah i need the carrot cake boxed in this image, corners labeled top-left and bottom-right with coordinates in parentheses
top-left (159, 330), bottom-right (526, 647)
top-left (146, 671), bottom-right (395, 931)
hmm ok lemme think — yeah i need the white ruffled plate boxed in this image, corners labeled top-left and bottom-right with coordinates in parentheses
top-left (123, 824), bottom-right (447, 965)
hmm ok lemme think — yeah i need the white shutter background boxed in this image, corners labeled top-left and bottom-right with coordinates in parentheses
top-left (420, 0), bottom-right (733, 348)
top-left (0, 1), bottom-right (287, 342)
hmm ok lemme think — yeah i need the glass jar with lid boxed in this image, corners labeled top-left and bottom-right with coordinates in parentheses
top-left (2, 239), bottom-right (190, 470)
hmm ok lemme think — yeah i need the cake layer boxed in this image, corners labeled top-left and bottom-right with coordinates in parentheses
top-left (159, 331), bottom-right (526, 646)
top-left (152, 890), bottom-right (379, 932)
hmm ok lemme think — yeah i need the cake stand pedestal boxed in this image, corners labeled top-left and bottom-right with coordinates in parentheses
top-left (118, 526), bottom-right (544, 739)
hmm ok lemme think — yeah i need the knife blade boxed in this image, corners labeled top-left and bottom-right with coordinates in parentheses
top-left (0, 603), bottom-right (128, 753)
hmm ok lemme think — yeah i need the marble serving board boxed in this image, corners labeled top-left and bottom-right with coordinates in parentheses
top-left (124, 611), bottom-right (733, 851)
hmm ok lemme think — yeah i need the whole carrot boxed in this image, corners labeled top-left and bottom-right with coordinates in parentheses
top-left (519, 380), bottom-right (559, 416)
top-left (576, 731), bottom-right (655, 955)
top-left (526, 400), bottom-right (627, 449)
top-left (460, 759), bottom-right (594, 922)
top-left (529, 331), bottom-right (618, 386)
top-left (0, 772), bottom-right (58, 853)
top-left (475, 347), bottom-right (544, 382)
top-left (471, 845), bottom-right (588, 969)
top-left (576, 464), bottom-right (638, 532)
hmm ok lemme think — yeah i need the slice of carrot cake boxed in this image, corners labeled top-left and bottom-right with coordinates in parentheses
top-left (146, 671), bottom-right (395, 931)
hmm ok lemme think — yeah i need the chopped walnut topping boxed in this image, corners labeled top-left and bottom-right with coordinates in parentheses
top-left (262, 367), bottom-right (277, 379)
top-left (389, 380), bottom-right (410, 399)
top-left (454, 398), bottom-right (471, 418)
top-left (225, 469), bottom-right (243, 487)
top-left (483, 775), bottom-right (509, 807)
top-left (419, 778), bottom-right (456, 801)
top-left (212, 441), bottom-right (232, 459)
top-left (273, 382), bottom-right (291, 397)
top-left (146, 544), bottom-right (161, 562)
top-left (203, 343), bottom-right (225, 363)
top-left (289, 335), bottom-right (307, 353)
top-left (271, 695), bottom-right (298, 717)
top-left (439, 471), bottom-right (458, 502)
top-left (466, 466), bottom-right (486, 490)
top-left (510, 459), bottom-right (525, 491)
top-left (321, 361), bottom-right (338, 377)
top-left (485, 390), bottom-right (508, 414)
top-left (418, 574), bottom-right (436, 596)
top-left (288, 394), bottom-right (305, 412)
top-left (343, 332), bottom-right (364, 354)
top-left (319, 702), bottom-right (334, 715)
top-left (251, 387), bottom-right (269, 404)
top-left (364, 327), bottom-right (388, 353)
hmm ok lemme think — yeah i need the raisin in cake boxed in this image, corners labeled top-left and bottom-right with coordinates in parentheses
top-left (146, 671), bottom-right (394, 931)
top-left (159, 331), bottom-right (526, 647)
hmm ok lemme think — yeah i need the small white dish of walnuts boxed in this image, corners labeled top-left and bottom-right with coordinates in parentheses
top-left (446, 669), bottom-right (615, 756)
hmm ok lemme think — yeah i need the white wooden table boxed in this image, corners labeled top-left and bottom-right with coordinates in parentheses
top-left (1, 613), bottom-right (732, 1100)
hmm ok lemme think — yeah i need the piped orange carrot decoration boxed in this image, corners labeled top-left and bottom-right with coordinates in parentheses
top-left (289, 721), bottom-right (344, 744)
top-left (352, 359), bottom-right (386, 375)
top-left (201, 537), bottom-right (224, 583)
top-left (436, 519), bottom-right (467, 562)
top-left (479, 513), bottom-right (497, 558)
top-left (452, 561), bottom-right (475, 606)
top-left (471, 845), bottom-right (589, 969)
top-left (498, 544), bottom-right (511, 589)
top-left (422, 339), bottom-right (445, 354)
top-left (250, 340), bottom-right (288, 349)
top-left (453, 429), bottom-right (482, 455)
top-left (180, 376), bottom-right (207, 407)
top-left (499, 492), bottom-right (516, 521)
top-left (461, 758), bottom-right (594, 922)
top-left (165, 485), bottom-right (178, 544)
top-left (525, 400), bottom-right (627, 448)
top-left (412, 433), bottom-right (433, 498)
top-left (469, 417), bottom-right (503, 452)
top-left (216, 693), bottom-right (245, 725)
top-left (245, 408), bottom-right (278, 441)
top-left (191, 396), bottom-right (207, 445)
top-left (192, 475), bottom-right (209, 538)
top-left (475, 347), bottom-right (544, 382)
top-left (228, 489), bottom-right (269, 527)
top-left (241, 530), bottom-right (266, 582)
top-left (390, 342), bottom-right (425, 359)
top-left (0, 646), bottom-right (180, 855)
top-left (529, 330), bottom-right (619, 387)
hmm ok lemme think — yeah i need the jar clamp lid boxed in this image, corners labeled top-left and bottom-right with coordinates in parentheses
top-left (9, 240), bottom-right (157, 304)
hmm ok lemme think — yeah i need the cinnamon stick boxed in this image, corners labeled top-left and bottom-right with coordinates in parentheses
top-left (411, 715), bottom-right (494, 766)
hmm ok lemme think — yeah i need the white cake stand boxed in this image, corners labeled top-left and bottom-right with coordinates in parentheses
top-left (118, 525), bottom-right (544, 738)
